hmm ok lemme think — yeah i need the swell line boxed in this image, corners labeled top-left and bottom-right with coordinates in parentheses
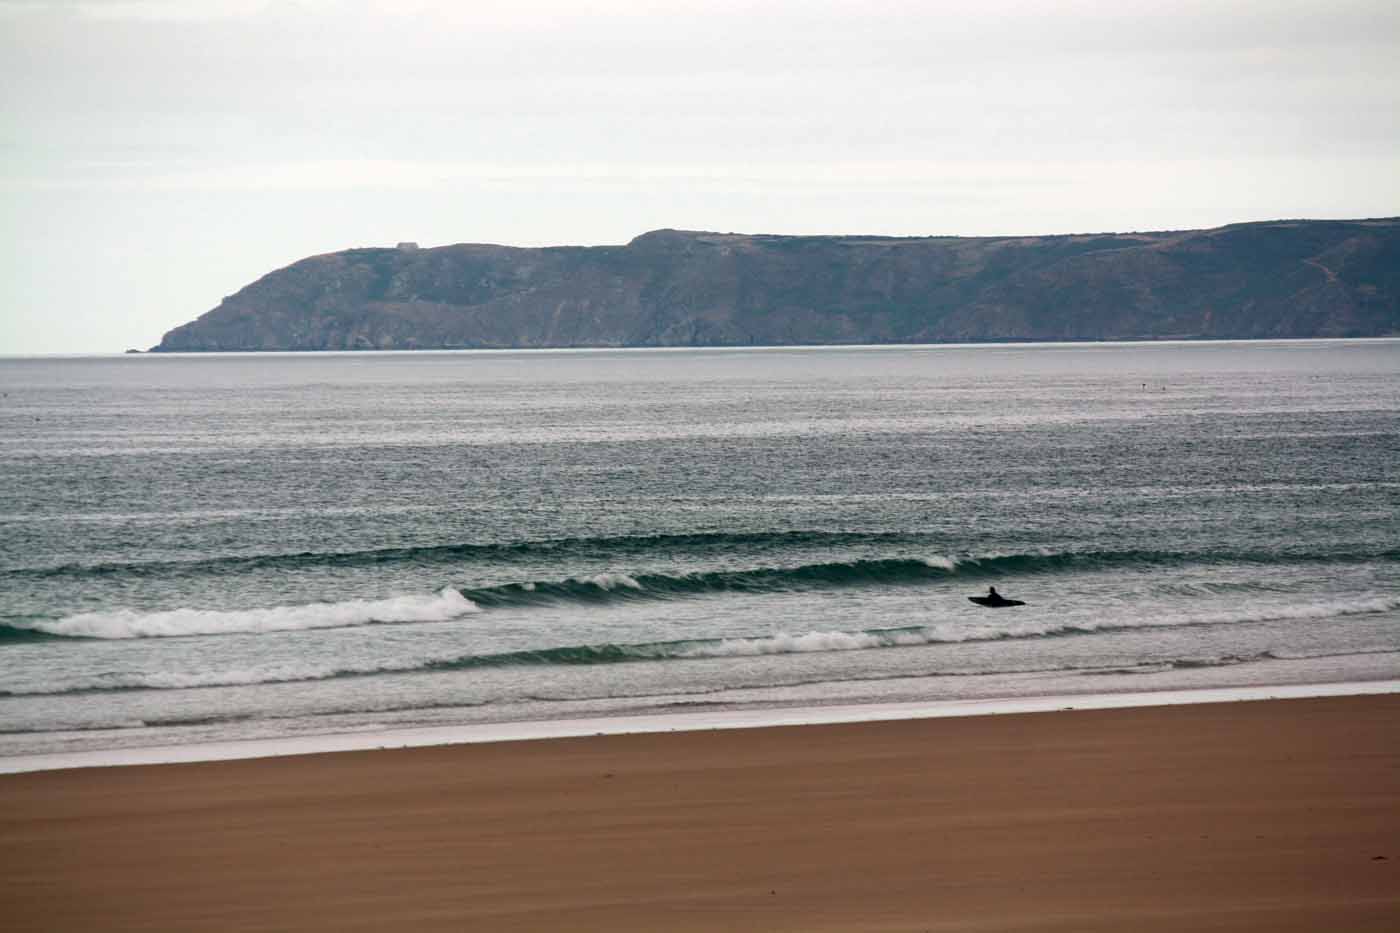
top-left (459, 558), bottom-right (959, 608)
top-left (8, 549), bottom-right (1400, 642)
top-left (456, 548), bottom-right (1398, 607)
top-left (6, 536), bottom-right (1398, 583)
top-left (0, 531), bottom-right (910, 580)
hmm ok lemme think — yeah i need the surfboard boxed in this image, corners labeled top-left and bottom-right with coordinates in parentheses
top-left (968, 595), bottom-right (1025, 608)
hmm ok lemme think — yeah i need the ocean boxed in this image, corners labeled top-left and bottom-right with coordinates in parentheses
top-left (2, 340), bottom-right (1398, 763)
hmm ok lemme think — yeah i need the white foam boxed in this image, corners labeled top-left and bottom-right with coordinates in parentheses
top-left (4, 657), bottom-right (436, 695)
top-left (1183, 595), bottom-right (1400, 626)
top-left (22, 587), bottom-right (479, 639)
top-left (680, 629), bottom-right (924, 658)
top-left (117, 666), bottom-right (350, 690)
top-left (3, 681), bottom-right (1396, 775)
top-left (667, 595), bottom-right (1400, 660)
top-left (675, 622), bottom-right (1087, 660)
top-left (920, 555), bottom-right (959, 571)
top-left (576, 572), bottom-right (643, 590)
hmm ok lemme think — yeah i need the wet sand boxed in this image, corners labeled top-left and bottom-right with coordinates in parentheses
top-left (3, 694), bottom-right (1398, 931)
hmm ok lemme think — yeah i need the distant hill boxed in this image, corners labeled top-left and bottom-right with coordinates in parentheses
top-left (153, 218), bottom-right (1400, 351)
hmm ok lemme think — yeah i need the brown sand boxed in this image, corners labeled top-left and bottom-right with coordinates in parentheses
top-left (3, 694), bottom-right (1398, 932)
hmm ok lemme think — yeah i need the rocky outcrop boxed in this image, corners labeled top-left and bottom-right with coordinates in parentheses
top-left (153, 218), bottom-right (1400, 351)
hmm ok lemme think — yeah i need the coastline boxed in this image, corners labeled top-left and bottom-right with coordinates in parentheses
top-left (4, 679), bottom-right (1397, 775)
top-left (7, 334), bottom-right (1400, 359)
top-left (4, 691), bottom-right (1397, 932)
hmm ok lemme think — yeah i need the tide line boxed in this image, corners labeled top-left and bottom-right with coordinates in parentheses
top-left (5, 680), bottom-right (1399, 776)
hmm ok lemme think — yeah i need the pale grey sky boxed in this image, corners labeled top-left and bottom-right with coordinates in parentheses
top-left (3, 0), bottom-right (1398, 352)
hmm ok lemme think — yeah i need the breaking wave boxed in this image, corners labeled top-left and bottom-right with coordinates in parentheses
top-left (6, 549), bottom-right (1400, 642)
top-left (459, 556), bottom-right (962, 608)
top-left (456, 555), bottom-right (1400, 609)
top-left (4, 588), bottom-right (478, 640)
top-left (7, 599), bottom-right (1399, 696)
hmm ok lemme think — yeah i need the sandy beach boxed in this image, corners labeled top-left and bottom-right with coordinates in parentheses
top-left (4, 693), bottom-right (1398, 932)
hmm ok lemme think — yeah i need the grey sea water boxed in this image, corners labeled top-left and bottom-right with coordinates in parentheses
top-left (2, 340), bottom-right (1398, 759)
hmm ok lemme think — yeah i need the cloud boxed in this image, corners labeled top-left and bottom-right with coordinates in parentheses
top-left (3, 0), bottom-right (1399, 351)
top-left (1, 157), bottom-right (1066, 193)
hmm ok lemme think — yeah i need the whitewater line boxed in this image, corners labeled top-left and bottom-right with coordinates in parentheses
top-left (2, 681), bottom-right (1396, 775)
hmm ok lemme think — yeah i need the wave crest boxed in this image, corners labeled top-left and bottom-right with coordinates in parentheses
top-left (460, 556), bottom-right (962, 608)
top-left (9, 588), bottom-right (478, 640)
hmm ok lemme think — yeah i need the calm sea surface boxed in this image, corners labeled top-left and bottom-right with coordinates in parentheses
top-left (2, 341), bottom-right (1398, 758)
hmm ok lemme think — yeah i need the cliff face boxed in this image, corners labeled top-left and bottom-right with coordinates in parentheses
top-left (153, 218), bottom-right (1400, 351)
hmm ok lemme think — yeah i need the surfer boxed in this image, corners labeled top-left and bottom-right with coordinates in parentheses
top-left (969, 585), bottom-right (1024, 608)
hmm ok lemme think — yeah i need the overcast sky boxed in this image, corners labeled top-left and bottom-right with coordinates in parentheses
top-left (3, 0), bottom-right (1398, 352)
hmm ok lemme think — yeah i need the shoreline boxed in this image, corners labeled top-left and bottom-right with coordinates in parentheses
top-left (6, 678), bottom-right (1397, 776)
top-left (5, 691), bottom-right (1397, 932)
top-left (8, 335), bottom-right (1400, 360)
